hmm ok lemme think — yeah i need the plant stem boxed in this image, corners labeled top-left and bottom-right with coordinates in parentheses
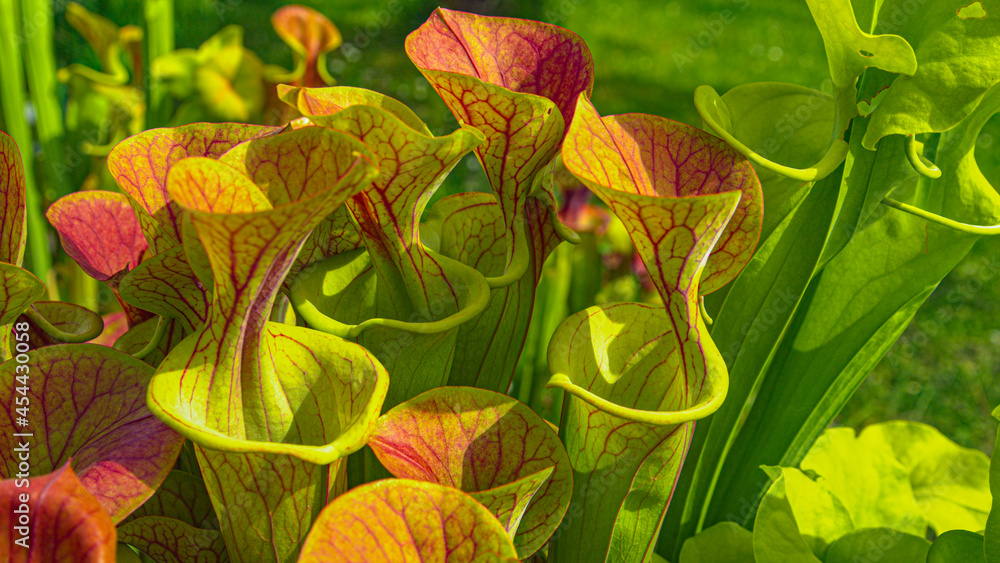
top-left (144, 0), bottom-right (173, 129)
top-left (21, 0), bottom-right (70, 199)
top-left (0, 0), bottom-right (57, 299)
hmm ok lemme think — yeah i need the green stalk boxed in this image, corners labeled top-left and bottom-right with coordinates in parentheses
top-left (21, 0), bottom-right (70, 199)
top-left (0, 0), bottom-right (56, 299)
top-left (144, 0), bottom-right (173, 129)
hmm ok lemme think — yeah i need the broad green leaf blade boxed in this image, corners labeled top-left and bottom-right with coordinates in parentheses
top-left (46, 191), bottom-right (147, 282)
top-left (666, 165), bottom-right (845, 559)
top-left (864, 0), bottom-right (1000, 148)
top-left (0, 344), bottom-right (184, 523)
top-left (859, 420), bottom-right (991, 534)
top-left (562, 94), bottom-right (761, 296)
top-left (107, 123), bottom-right (278, 254)
top-left (0, 463), bottom-right (116, 563)
top-left (406, 8), bottom-right (594, 269)
top-left (299, 479), bottom-right (520, 563)
top-left (270, 5), bottom-right (341, 87)
top-left (425, 192), bottom-right (562, 394)
top-left (0, 131), bottom-right (27, 266)
top-left (806, 0), bottom-right (917, 137)
top-left (546, 302), bottom-right (725, 563)
top-left (825, 528), bottom-right (930, 563)
top-left (679, 522), bottom-right (754, 563)
top-left (368, 386), bottom-right (572, 558)
top-left (753, 468), bottom-right (853, 562)
top-left (928, 530), bottom-right (987, 563)
top-left (698, 74), bottom-right (1000, 536)
top-left (800, 427), bottom-right (925, 534)
top-left (117, 516), bottom-right (227, 563)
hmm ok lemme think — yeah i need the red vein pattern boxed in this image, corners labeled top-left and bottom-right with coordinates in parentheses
top-left (542, 96), bottom-right (759, 562)
top-left (271, 5), bottom-right (341, 87)
top-left (0, 132), bottom-right (26, 267)
top-left (368, 386), bottom-right (572, 558)
top-left (0, 344), bottom-right (184, 524)
top-left (299, 479), bottom-right (520, 563)
top-left (0, 463), bottom-right (116, 563)
top-left (142, 126), bottom-right (389, 562)
top-left (107, 123), bottom-right (278, 255)
top-left (406, 8), bottom-right (593, 262)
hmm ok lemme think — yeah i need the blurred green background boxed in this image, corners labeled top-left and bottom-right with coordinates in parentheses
top-left (50, 0), bottom-right (1000, 452)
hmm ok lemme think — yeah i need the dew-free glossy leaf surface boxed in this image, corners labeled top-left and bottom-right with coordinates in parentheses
top-left (0, 344), bottom-right (183, 523)
top-left (928, 530), bottom-right (987, 563)
top-left (46, 191), bottom-right (147, 282)
top-left (369, 386), bottom-right (572, 557)
top-left (299, 479), bottom-right (519, 563)
top-left (753, 467), bottom-right (852, 562)
top-left (107, 123), bottom-right (278, 254)
top-left (118, 245), bottom-right (208, 333)
top-left (0, 463), bottom-right (116, 563)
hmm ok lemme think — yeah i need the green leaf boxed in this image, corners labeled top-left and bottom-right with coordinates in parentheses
top-left (679, 522), bottom-right (754, 563)
top-left (299, 479), bottom-right (520, 562)
top-left (0, 344), bottom-right (184, 523)
top-left (368, 386), bottom-right (572, 558)
top-left (118, 245), bottom-right (208, 334)
top-left (806, 0), bottom-right (917, 137)
top-left (695, 71), bottom-right (1000, 537)
top-left (120, 470), bottom-right (217, 529)
top-left (800, 427), bottom-right (925, 534)
top-left (825, 528), bottom-right (930, 563)
top-left (753, 467), bottom-right (853, 562)
top-left (695, 83), bottom-right (849, 184)
top-left (0, 462), bottom-right (116, 562)
top-left (117, 517), bottom-right (227, 563)
top-left (859, 420), bottom-right (991, 534)
top-left (929, 530), bottom-right (987, 563)
top-left (863, 0), bottom-right (1000, 148)
top-left (17, 301), bottom-right (105, 347)
top-left (986, 413), bottom-right (1000, 562)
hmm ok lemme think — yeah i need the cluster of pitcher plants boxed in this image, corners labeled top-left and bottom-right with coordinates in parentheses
top-left (1, 1), bottom-right (1000, 562)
